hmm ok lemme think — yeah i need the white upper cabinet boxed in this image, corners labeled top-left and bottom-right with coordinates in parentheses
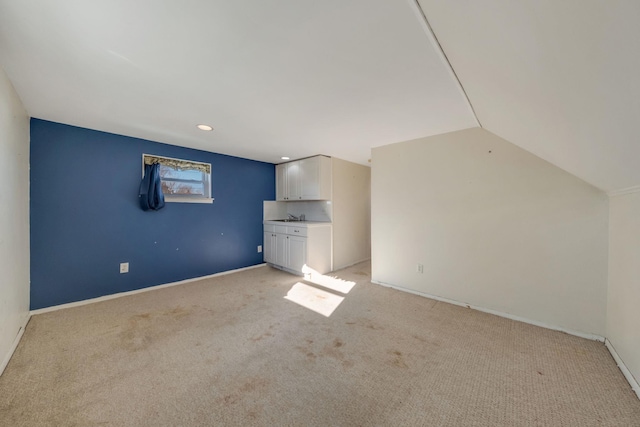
top-left (285, 161), bottom-right (301, 200)
top-left (275, 163), bottom-right (287, 201)
top-left (276, 155), bottom-right (331, 201)
top-left (276, 162), bottom-right (300, 201)
top-left (300, 156), bottom-right (332, 200)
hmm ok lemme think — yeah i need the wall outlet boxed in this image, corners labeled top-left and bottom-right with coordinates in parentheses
top-left (417, 263), bottom-right (424, 274)
top-left (120, 262), bottom-right (129, 274)
top-left (257, 245), bottom-right (262, 253)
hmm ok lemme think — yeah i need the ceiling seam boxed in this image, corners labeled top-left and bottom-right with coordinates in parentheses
top-left (408, 0), bottom-right (482, 128)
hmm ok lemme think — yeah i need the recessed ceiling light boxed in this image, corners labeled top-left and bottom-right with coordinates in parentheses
top-left (281, 156), bottom-right (290, 160)
top-left (197, 124), bottom-right (213, 131)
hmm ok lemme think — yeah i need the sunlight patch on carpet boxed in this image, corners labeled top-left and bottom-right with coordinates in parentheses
top-left (302, 265), bottom-right (356, 294)
top-left (284, 282), bottom-right (345, 317)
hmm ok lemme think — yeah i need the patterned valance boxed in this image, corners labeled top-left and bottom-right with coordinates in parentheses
top-left (144, 154), bottom-right (211, 174)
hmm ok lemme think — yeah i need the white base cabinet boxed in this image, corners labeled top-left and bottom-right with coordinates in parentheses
top-left (286, 235), bottom-right (307, 273)
top-left (263, 231), bottom-right (276, 264)
top-left (263, 222), bottom-right (331, 275)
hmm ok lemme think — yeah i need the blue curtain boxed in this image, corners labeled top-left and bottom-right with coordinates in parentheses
top-left (139, 163), bottom-right (165, 211)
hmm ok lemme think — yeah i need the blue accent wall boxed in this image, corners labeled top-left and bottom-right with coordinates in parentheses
top-left (30, 119), bottom-right (275, 309)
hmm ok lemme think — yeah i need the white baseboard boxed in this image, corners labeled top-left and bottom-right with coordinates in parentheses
top-left (0, 312), bottom-right (31, 377)
top-left (31, 263), bottom-right (267, 315)
top-left (333, 257), bottom-right (371, 272)
top-left (370, 279), bottom-right (605, 342)
top-left (605, 339), bottom-right (640, 400)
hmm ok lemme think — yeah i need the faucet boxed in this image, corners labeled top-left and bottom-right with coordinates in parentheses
top-left (287, 213), bottom-right (300, 221)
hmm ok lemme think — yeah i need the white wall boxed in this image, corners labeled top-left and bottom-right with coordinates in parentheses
top-left (372, 128), bottom-right (608, 336)
top-left (0, 67), bottom-right (30, 374)
top-left (607, 190), bottom-right (640, 390)
top-left (332, 158), bottom-right (371, 270)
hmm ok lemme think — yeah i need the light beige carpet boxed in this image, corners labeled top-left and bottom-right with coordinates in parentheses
top-left (1, 261), bottom-right (639, 426)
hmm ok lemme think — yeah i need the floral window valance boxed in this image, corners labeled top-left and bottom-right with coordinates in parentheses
top-left (143, 154), bottom-right (211, 174)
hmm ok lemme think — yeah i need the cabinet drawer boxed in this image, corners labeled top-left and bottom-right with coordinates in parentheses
top-left (264, 224), bottom-right (276, 233)
top-left (275, 225), bottom-right (288, 234)
top-left (287, 226), bottom-right (307, 237)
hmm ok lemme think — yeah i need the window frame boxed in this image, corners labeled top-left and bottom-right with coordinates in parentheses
top-left (142, 154), bottom-right (214, 204)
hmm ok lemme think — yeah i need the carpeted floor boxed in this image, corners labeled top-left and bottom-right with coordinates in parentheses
top-left (1, 261), bottom-right (639, 426)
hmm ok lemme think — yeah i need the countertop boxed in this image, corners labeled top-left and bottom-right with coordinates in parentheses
top-left (263, 220), bottom-right (332, 227)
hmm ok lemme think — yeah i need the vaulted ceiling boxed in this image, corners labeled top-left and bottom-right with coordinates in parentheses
top-left (1, 1), bottom-right (638, 192)
top-left (418, 0), bottom-right (640, 193)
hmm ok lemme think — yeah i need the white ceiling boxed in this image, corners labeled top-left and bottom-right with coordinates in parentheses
top-left (2, 1), bottom-right (638, 192)
top-left (0, 0), bottom-right (475, 166)
top-left (418, 0), bottom-right (640, 193)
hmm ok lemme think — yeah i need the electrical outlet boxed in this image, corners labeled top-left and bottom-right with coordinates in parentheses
top-left (417, 263), bottom-right (424, 274)
top-left (257, 245), bottom-right (262, 253)
top-left (120, 262), bottom-right (129, 274)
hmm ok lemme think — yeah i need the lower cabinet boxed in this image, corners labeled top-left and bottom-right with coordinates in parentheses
top-left (263, 223), bottom-right (331, 275)
top-left (263, 231), bottom-right (275, 264)
top-left (287, 235), bottom-right (307, 272)
top-left (276, 233), bottom-right (288, 267)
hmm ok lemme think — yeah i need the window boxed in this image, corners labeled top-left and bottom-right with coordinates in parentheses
top-left (143, 154), bottom-right (213, 204)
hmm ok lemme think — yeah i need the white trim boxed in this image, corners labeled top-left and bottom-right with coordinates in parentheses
top-left (164, 196), bottom-right (214, 204)
top-left (607, 185), bottom-right (640, 197)
top-left (406, 0), bottom-right (481, 128)
top-left (371, 279), bottom-right (605, 342)
top-left (605, 339), bottom-right (640, 400)
top-left (31, 264), bottom-right (267, 315)
top-left (0, 312), bottom-right (30, 377)
top-left (333, 257), bottom-right (371, 272)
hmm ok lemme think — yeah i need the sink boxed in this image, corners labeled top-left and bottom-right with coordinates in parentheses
top-left (272, 219), bottom-right (299, 222)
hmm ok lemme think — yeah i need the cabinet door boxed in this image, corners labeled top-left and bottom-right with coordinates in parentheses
top-left (287, 235), bottom-right (307, 273)
top-left (285, 161), bottom-right (301, 200)
top-left (275, 164), bottom-right (287, 201)
top-left (263, 232), bottom-right (275, 264)
top-left (275, 233), bottom-right (288, 267)
top-left (299, 157), bottom-right (319, 200)
top-left (263, 232), bottom-right (271, 263)
top-left (299, 156), bottom-right (331, 200)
